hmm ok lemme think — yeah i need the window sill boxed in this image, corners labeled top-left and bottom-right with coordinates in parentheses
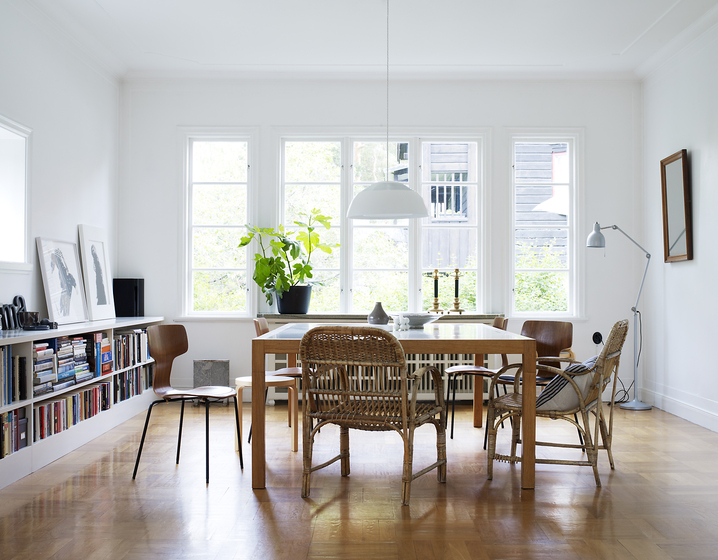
top-left (260, 313), bottom-right (501, 324)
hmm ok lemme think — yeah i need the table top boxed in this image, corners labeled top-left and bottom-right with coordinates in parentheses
top-left (257, 322), bottom-right (531, 342)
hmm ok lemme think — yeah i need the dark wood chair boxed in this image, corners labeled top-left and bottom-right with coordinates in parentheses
top-left (444, 316), bottom-right (508, 445)
top-left (132, 324), bottom-right (242, 483)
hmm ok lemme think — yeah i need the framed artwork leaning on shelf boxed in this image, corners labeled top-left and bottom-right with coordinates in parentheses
top-left (36, 237), bottom-right (89, 325)
top-left (78, 224), bottom-right (116, 321)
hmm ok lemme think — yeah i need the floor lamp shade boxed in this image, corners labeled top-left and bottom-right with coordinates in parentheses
top-left (347, 181), bottom-right (429, 220)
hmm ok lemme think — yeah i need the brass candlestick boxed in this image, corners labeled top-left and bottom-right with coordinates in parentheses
top-left (428, 269), bottom-right (444, 314)
top-left (448, 269), bottom-right (464, 314)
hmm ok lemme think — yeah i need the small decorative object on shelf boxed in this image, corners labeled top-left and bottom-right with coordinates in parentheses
top-left (428, 269), bottom-right (444, 314)
top-left (448, 269), bottom-right (464, 314)
top-left (367, 302), bottom-right (390, 325)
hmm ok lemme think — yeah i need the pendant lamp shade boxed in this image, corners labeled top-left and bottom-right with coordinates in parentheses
top-left (347, 181), bottom-right (429, 219)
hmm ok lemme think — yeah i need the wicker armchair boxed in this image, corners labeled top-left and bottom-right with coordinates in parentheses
top-left (486, 319), bottom-right (629, 486)
top-left (299, 326), bottom-right (447, 505)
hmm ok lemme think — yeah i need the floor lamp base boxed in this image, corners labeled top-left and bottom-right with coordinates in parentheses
top-left (620, 398), bottom-right (652, 411)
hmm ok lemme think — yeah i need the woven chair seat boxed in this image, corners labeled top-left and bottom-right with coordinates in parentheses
top-left (310, 400), bottom-right (443, 428)
top-left (492, 392), bottom-right (523, 411)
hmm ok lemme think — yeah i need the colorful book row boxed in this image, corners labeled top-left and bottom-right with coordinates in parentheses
top-left (1, 408), bottom-right (28, 458)
top-left (33, 382), bottom-right (111, 442)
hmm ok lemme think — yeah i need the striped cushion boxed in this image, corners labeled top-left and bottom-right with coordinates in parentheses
top-left (536, 356), bottom-right (598, 411)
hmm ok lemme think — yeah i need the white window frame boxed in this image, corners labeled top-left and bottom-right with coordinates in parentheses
top-left (508, 130), bottom-right (584, 319)
top-left (275, 128), bottom-right (488, 314)
top-left (0, 114), bottom-right (32, 273)
top-left (179, 127), bottom-right (258, 318)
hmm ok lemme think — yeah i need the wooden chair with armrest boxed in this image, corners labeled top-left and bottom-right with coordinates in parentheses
top-left (486, 319), bottom-right (629, 485)
top-left (132, 324), bottom-right (242, 482)
top-left (299, 325), bottom-right (447, 505)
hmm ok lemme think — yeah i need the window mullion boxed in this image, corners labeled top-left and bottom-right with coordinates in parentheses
top-left (341, 136), bottom-right (352, 313)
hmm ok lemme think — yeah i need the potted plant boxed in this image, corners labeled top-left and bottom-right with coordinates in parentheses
top-left (239, 208), bottom-right (338, 314)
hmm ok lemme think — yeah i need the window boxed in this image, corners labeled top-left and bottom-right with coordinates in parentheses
top-left (511, 136), bottom-right (577, 315)
top-left (185, 138), bottom-right (250, 314)
top-left (280, 135), bottom-right (482, 313)
top-left (0, 114), bottom-right (30, 271)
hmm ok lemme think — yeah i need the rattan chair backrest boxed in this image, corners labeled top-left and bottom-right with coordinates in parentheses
top-left (299, 326), bottom-right (409, 417)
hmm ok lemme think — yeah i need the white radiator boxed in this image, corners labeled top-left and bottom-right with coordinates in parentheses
top-left (266, 352), bottom-right (492, 402)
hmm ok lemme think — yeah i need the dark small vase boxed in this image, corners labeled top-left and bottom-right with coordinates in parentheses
top-left (367, 301), bottom-right (390, 325)
top-left (276, 285), bottom-right (312, 314)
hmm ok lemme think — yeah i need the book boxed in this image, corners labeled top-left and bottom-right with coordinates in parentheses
top-left (100, 338), bottom-right (113, 375)
top-left (34, 360), bottom-right (55, 373)
top-left (18, 356), bottom-right (27, 401)
top-left (53, 379), bottom-right (76, 391)
top-left (34, 371), bottom-right (57, 384)
top-left (33, 381), bottom-right (53, 396)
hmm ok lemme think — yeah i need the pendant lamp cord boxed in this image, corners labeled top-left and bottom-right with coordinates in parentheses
top-left (386, 0), bottom-right (390, 181)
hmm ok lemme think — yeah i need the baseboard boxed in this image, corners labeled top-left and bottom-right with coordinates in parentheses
top-left (643, 389), bottom-right (718, 433)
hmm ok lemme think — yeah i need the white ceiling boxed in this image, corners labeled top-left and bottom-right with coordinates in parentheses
top-left (20, 0), bottom-right (718, 80)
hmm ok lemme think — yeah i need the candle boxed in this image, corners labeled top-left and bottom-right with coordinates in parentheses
top-left (455, 269), bottom-right (459, 298)
top-left (434, 269), bottom-right (439, 298)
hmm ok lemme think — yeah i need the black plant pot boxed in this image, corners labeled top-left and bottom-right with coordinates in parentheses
top-left (276, 285), bottom-right (312, 314)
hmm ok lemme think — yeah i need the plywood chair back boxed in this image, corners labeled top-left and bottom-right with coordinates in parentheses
top-left (521, 320), bottom-right (573, 376)
top-left (254, 317), bottom-right (270, 337)
top-left (147, 324), bottom-right (188, 398)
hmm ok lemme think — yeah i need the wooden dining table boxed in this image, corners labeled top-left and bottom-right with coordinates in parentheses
top-left (251, 322), bottom-right (537, 490)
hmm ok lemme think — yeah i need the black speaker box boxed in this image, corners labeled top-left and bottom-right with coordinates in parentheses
top-left (113, 278), bottom-right (145, 317)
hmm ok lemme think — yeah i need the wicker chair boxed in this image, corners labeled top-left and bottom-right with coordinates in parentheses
top-left (486, 319), bottom-right (629, 486)
top-left (299, 326), bottom-right (447, 505)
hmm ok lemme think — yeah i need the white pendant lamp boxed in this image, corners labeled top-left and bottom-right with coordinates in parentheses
top-left (346, 0), bottom-right (428, 220)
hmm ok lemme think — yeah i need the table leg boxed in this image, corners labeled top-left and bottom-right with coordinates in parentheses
top-left (234, 385), bottom-right (245, 451)
top-left (287, 352), bottom-right (297, 368)
top-left (521, 340), bottom-right (536, 490)
top-left (473, 353), bottom-right (484, 428)
top-left (252, 339), bottom-right (266, 489)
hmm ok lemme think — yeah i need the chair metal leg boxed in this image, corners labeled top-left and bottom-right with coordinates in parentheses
top-left (450, 375), bottom-right (458, 439)
top-left (205, 398), bottom-right (210, 484)
top-left (132, 399), bottom-right (163, 480)
top-left (176, 399), bottom-right (185, 464)
top-left (233, 396), bottom-right (243, 469)
top-left (574, 413), bottom-right (584, 447)
top-left (248, 387), bottom-right (270, 444)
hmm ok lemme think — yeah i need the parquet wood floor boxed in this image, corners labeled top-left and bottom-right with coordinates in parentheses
top-left (2, 401), bottom-right (718, 559)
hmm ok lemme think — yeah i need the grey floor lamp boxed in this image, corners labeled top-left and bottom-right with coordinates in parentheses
top-left (587, 222), bottom-right (652, 410)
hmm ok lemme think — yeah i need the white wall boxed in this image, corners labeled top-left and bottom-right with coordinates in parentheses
top-left (0, 1), bottom-right (119, 315)
top-left (121, 77), bottom-right (643, 386)
top-left (642, 23), bottom-right (718, 430)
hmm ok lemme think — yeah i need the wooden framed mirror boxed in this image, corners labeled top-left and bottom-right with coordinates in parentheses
top-left (660, 149), bottom-right (693, 262)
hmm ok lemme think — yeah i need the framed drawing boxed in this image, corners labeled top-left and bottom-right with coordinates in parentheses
top-left (78, 224), bottom-right (116, 321)
top-left (36, 237), bottom-right (89, 325)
